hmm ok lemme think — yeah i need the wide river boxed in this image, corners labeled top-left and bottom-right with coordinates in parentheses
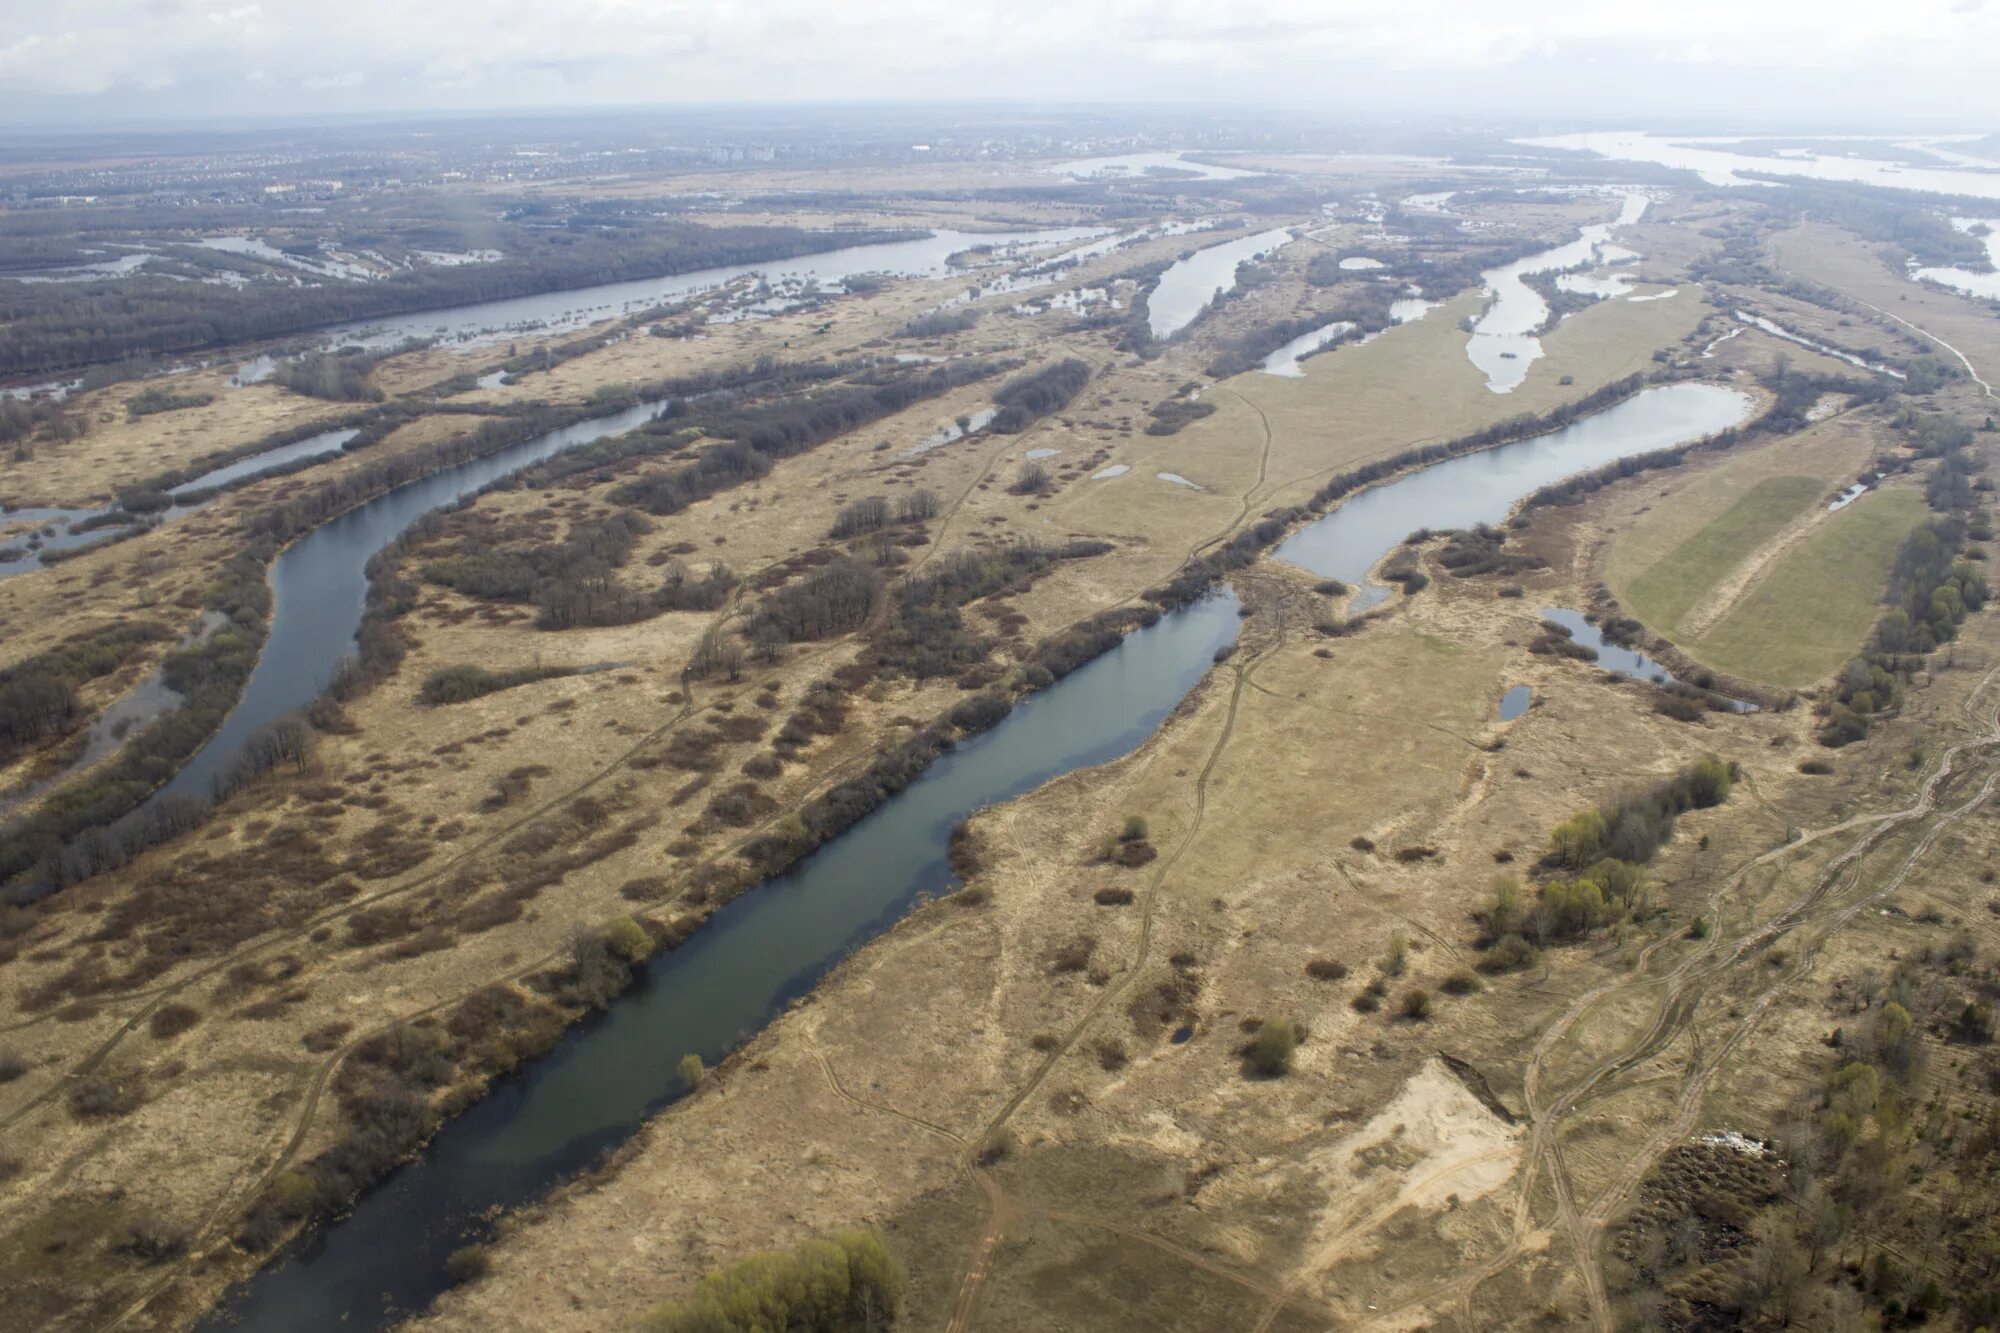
top-left (326, 226), bottom-right (1104, 351)
top-left (201, 375), bottom-right (1753, 1328)
top-left (1523, 131), bottom-right (2000, 203)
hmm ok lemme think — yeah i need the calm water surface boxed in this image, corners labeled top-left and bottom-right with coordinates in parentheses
top-left (1275, 383), bottom-right (1751, 609)
top-left (1147, 229), bottom-right (1293, 340)
top-left (203, 591), bottom-right (1242, 1330)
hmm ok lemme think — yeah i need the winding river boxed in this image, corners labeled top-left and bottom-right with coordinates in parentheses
top-left (204, 591), bottom-right (1243, 1330)
top-left (1465, 193), bottom-right (1648, 393)
top-left (106, 372), bottom-right (1734, 1325)
top-left (2, 428), bottom-right (359, 581)
top-left (1146, 228), bottom-right (1294, 340)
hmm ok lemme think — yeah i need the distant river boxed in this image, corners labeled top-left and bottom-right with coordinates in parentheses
top-left (324, 226), bottom-right (1107, 351)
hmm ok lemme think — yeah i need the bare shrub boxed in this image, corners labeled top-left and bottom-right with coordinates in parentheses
top-left (68, 1073), bottom-right (143, 1119)
top-left (1051, 936), bottom-right (1097, 974)
top-left (149, 1003), bottom-right (201, 1039)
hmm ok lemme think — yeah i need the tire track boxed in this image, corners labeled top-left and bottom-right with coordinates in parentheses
top-left (943, 583), bottom-right (1291, 1333)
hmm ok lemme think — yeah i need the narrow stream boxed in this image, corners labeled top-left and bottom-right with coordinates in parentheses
top-left (204, 591), bottom-right (1242, 1330)
top-left (1733, 310), bottom-right (1906, 379)
top-left (2, 428), bottom-right (363, 581)
top-left (1539, 608), bottom-right (1755, 711)
top-left (170, 428), bottom-right (361, 497)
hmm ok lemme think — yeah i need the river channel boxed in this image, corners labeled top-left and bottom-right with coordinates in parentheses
top-left (191, 380), bottom-right (1742, 1326)
top-left (325, 227), bottom-right (1105, 352)
top-left (204, 590), bottom-right (1243, 1329)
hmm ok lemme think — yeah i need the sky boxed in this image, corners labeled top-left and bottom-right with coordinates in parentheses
top-left (3, 0), bottom-right (1999, 127)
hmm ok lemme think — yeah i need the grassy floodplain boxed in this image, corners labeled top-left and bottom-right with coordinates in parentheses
top-left (1689, 487), bottom-right (1929, 686)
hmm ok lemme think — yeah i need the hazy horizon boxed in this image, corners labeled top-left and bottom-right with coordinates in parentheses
top-left (4, 0), bottom-right (1998, 130)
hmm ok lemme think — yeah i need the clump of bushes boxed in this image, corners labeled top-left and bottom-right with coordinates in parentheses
top-left (1145, 397), bottom-right (1217, 436)
top-left (1548, 756), bottom-right (1734, 870)
top-left (634, 1230), bottom-right (905, 1332)
top-left (895, 309), bottom-right (979, 339)
top-left (1441, 968), bottom-right (1483, 996)
top-left (1101, 814), bottom-right (1157, 867)
top-left (991, 358), bottom-right (1091, 433)
top-left (444, 1244), bottom-right (493, 1285)
top-left (68, 1072), bottom-right (144, 1119)
top-left (127, 387), bottom-right (215, 418)
top-left (1010, 462), bottom-right (1051, 495)
top-left (1473, 756), bottom-right (1736, 968)
top-left (1050, 936), bottom-right (1098, 974)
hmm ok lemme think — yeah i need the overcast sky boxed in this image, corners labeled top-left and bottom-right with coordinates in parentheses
top-left (5, 0), bottom-right (1998, 127)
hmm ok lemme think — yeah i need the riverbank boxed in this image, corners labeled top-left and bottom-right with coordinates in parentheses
top-left (408, 484), bottom-right (1852, 1331)
top-left (0, 173), bottom-right (1884, 1331)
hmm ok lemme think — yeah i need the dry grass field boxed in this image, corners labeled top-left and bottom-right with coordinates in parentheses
top-left (3, 162), bottom-right (1998, 1333)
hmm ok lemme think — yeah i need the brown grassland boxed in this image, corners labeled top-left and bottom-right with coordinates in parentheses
top-left (1, 163), bottom-right (1997, 1333)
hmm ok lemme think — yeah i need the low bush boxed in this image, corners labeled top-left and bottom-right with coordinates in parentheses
top-left (1248, 1019), bottom-right (1300, 1076)
top-left (444, 1245), bottom-right (493, 1285)
top-left (1051, 937), bottom-right (1097, 974)
top-left (68, 1073), bottom-right (143, 1119)
top-left (1441, 969), bottom-right (1482, 996)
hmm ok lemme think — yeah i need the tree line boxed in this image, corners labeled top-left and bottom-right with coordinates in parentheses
top-left (0, 218), bottom-right (920, 378)
top-left (990, 357), bottom-right (1091, 433)
top-left (612, 359), bottom-right (1007, 517)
